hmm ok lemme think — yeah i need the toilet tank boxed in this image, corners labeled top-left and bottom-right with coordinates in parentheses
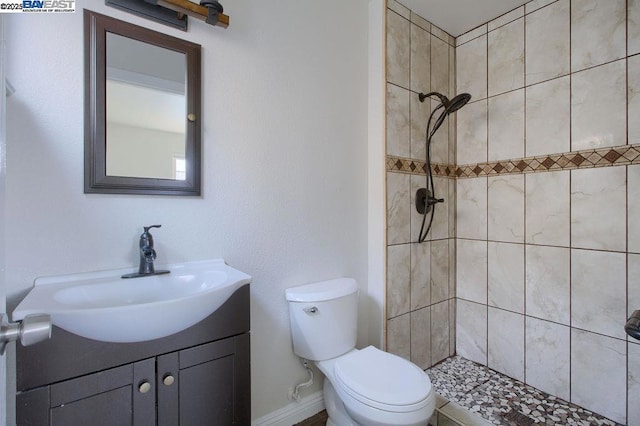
top-left (285, 278), bottom-right (358, 361)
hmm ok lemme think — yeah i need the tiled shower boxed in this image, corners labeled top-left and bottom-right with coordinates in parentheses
top-left (385, 0), bottom-right (640, 424)
top-left (385, 0), bottom-right (457, 370)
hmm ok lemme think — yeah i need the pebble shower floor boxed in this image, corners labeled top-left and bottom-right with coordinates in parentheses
top-left (426, 356), bottom-right (621, 425)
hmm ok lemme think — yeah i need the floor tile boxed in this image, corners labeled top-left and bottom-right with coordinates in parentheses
top-left (426, 356), bottom-right (621, 426)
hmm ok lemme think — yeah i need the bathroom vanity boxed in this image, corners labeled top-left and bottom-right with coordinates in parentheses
top-left (15, 284), bottom-right (250, 425)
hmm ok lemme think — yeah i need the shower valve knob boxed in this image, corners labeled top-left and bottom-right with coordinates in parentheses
top-left (416, 188), bottom-right (444, 215)
top-left (427, 196), bottom-right (444, 206)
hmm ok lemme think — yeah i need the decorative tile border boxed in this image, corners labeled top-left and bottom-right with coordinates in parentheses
top-left (386, 143), bottom-right (640, 178)
top-left (385, 157), bottom-right (455, 177)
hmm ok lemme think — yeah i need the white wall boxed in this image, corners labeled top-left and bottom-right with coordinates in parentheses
top-left (5, 0), bottom-right (373, 420)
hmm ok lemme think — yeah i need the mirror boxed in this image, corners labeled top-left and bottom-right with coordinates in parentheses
top-left (84, 10), bottom-right (201, 195)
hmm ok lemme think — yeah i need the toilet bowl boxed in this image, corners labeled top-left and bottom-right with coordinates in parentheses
top-left (286, 278), bottom-right (435, 426)
top-left (319, 346), bottom-right (435, 425)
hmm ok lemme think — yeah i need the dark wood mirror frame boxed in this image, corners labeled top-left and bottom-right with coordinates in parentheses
top-left (84, 9), bottom-right (201, 196)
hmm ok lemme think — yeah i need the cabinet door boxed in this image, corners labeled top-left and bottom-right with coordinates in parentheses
top-left (17, 358), bottom-right (156, 426)
top-left (157, 334), bottom-right (250, 426)
top-left (179, 351), bottom-right (235, 425)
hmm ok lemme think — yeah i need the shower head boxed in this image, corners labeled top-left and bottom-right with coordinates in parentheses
top-left (418, 91), bottom-right (471, 115)
top-left (444, 93), bottom-right (471, 114)
top-left (420, 91), bottom-right (472, 139)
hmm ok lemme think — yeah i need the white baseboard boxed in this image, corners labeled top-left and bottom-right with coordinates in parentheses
top-left (252, 391), bottom-right (325, 426)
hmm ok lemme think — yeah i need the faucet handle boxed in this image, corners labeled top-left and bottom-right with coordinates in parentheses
top-left (143, 224), bottom-right (162, 233)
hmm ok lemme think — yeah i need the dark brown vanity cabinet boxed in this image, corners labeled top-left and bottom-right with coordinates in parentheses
top-left (16, 285), bottom-right (251, 426)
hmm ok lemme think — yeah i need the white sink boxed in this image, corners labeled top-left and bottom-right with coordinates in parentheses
top-left (12, 259), bottom-right (251, 343)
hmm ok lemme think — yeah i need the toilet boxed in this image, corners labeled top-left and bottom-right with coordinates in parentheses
top-left (286, 278), bottom-right (435, 426)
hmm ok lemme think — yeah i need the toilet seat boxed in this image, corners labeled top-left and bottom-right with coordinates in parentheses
top-left (333, 346), bottom-right (432, 413)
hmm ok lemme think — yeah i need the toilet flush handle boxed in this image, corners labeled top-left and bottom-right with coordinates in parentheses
top-left (303, 306), bottom-right (318, 314)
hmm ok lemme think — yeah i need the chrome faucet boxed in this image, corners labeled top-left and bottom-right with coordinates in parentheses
top-left (122, 225), bottom-right (170, 279)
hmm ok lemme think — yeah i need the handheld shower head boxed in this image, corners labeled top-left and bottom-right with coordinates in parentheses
top-left (415, 90), bottom-right (472, 243)
top-left (444, 93), bottom-right (471, 114)
top-left (418, 91), bottom-right (471, 114)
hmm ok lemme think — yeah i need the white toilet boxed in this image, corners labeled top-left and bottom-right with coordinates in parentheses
top-left (286, 278), bottom-right (435, 426)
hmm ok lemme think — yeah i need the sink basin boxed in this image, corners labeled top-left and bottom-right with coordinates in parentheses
top-left (12, 259), bottom-right (251, 343)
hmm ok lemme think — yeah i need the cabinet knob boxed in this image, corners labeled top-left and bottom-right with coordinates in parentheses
top-left (139, 381), bottom-right (151, 393)
top-left (163, 375), bottom-right (175, 386)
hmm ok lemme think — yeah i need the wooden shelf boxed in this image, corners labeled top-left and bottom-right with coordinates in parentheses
top-left (157, 0), bottom-right (229, 28)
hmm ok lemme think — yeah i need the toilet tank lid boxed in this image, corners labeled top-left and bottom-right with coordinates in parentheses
top-left (285, 278), bottom-right (358, 302)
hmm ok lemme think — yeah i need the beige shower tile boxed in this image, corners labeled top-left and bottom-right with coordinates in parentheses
top-left (410, 241), bottom-right (430, 310)
top-left (430, 24), bottom-right (453, 46)
top-left (431, 301), bottom-right (450, 366)
top-left (430, 35), bottom-right (450, 96)
top-left (629, 254), bottom-right (640, 319)
top-left (448, 238), bottom-right (456, 297)
top-left (488, 174), bottom-right (524, 243)
top-left (449, 44), bottom-right (455, 105)
top-left (448, 179), bottom-right (456, 239)
top-left (386, 83), bottom-right (410, 157)
top-left (456, 35), bottom-right (487, 100)
top-left (410, 175), bottom-right (424, 244)
top-left (410, 307), bottom-right (431, 369)
top-left (630, 165), bottom-right (640, 253)
top-left (571, 166), bottom-right (626, 252)
top-left (410, 11), bottom-right (430, 32)
top-left (456, 239), bottom-right (487, 304)
top-left (410, 91), bottom-right (430, 161)
top-left (387, 244), bottom-right (411, 319)
top-left (525, 317), bottom-right (570, 401)
top-left (571, 329), bottom-right (626, 424)
top-left (431, 239), bottom-right (450, 304)
top-left (571, 249), bottom-right (626, 339)
top-left (631, 0), bottom-right (640, 55)
top-left (387, 0), bottom-right (410, 19)
top-left (456, 299), bottom-right (487, 365)
top-left (456, 24), bottom-right (486, 46)
top-left (410, 23), bottom-right (430, 93)
top-left (525, 170), bottom-right (570, 246)
top-left (448, 108), bottom-right (457, 169)
top-left (449, 298), bottom-right (456, 356)
top-left (386, 8), bottom-right (410, 86)
top-left (526, 0), bottom-right (560, 14)
top-left (488, 307), bottom-right (524, 381)
top-left (525, 76), bottom-right (570, 157)
top-left (630, 56), bottom-right (640, 146)
top-left (526, 245), bottom-right (570, 325)
top-left (526, 0), bottom-right (569, 85)
top-left (430, 177), bottom-right (449, 240)
top-left (456, 177), bottom-right (487, 240)
top-left (571, 60), bottom-right (626, 151)
top-left (630, 343), bottom-right (640, 425)
top-left (488, 6), bottom-right (523, 31)
top-left (488, 242), bottom-right (524, 313)
top-left (488, 18), bottom-right (524, 96)
top-left (488, 89), bottom-right (524, 161)
top-left (387, 314), bottom-right (410, 360)
top-left (571, 0), bottom-right (625, 72)
top-left (456, 100), bottom-right (487, 165)
top-left (387, 172), bottom-right (411, 245)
